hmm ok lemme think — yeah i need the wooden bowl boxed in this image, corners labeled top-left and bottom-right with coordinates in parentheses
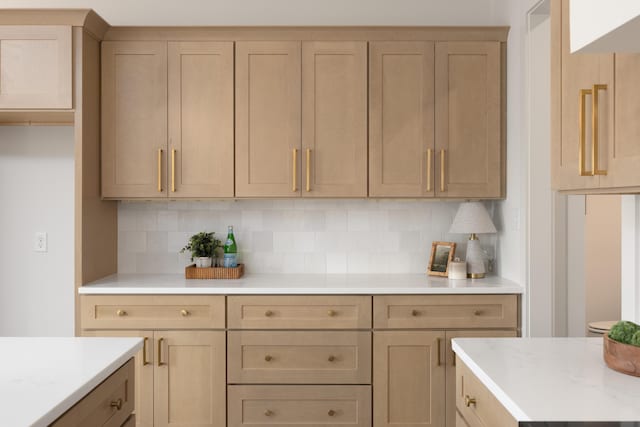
top-left (603, 334), bottom-right (640, 377)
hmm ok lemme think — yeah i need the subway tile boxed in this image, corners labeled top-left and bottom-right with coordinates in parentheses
top-left (304, 253), bottom-right (326, 273)
top-left (252, 231), bottom-right (274, 252)
top-left (157, 210), bottom-right (178, 231)
top-left (347, 210), bottom-right (370, 231)
top-left (326, 252), bottom-right (347, 274)
top-left (146, 232), bottom-right (168, 253)
top-left (118, 231), bottom-right (147, 254)
top-left (325, 210), bottom-right (348, 231)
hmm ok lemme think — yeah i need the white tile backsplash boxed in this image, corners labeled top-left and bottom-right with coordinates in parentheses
top-left (117, 200), bottom-right (498, 274)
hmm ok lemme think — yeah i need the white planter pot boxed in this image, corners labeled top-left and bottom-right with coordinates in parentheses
top-left (195, 257), bottom-right (213, 268)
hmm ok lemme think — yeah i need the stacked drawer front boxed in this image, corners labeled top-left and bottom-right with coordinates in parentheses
top-left (227, 296), bottom-right (372, 427)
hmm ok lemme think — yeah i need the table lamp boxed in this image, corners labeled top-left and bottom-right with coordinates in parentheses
top-left (449, 202), bottom-right (497, 278)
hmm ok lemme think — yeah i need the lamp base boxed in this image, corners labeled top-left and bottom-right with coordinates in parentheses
top-left (465, 236), bottom-right (486, 279)
top-left (467, 272), bottom-right (486, 279)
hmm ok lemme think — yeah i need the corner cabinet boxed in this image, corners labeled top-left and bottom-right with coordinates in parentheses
top-left (551, 0), bottom-right (640, 193)
top-left (101, 41), bottom-right (234, 199)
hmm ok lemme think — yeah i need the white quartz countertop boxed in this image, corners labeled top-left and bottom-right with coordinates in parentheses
top-left (79, 273), bottom-right (523, 295)
top-left (452, 337), bottom-right (640, 422)
top-left (1, 337), bottom-right (143, 427)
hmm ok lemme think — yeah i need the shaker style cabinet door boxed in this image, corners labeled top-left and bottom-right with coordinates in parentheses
top-left (373, 331), bottom-right (446, 427)
top-left (0, 26), bottom-right (72, 109)
top-left (369, 41), bottom-right (435, 197)
top-left (102, 41), bottom-right (168, 198)
top-left (235, 41), bottom-right (302, 197)
top-left (168, 42), bottom-right (234, 198)
top-left (154, 331), bottom-right (226, 427)
top-left (301, 41), bottom-right (367, 197)
top-left (435, 41), bottom-right (503, 198)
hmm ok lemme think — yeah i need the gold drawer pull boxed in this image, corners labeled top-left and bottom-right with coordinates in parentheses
top-left (292, 148), bottom-right (298, 192)
top-left (328, 355), bottom-right (336, 362)
top-left (264, 409), bottom-right (274, 417)
top-left (473, 310), bottom-right (482, 316)
top-left (328, 409), bottom-right (336, 417)
top-left (110, 398), bottom-right (123, 411)
top-left (264, 355), bottom-right (273, 362)
top-left (464, 395), bottom-right (477, 407)
top-left (180, 309), bottom-right (190, 317)
top-left (327, 309), bottom-right (336, 317)
top-left (116, 309), bottom-right (127, 317)
top-left (142, 337), bottom-right (150, 366)
top-left (436, 337), bottom-right (442, 366)
top-left (265, 310), bottom-right (274, 317)
top-left (306, 148), bottom-right (311, 192)
top-left (411, 309), bottom-right (420, 317)
top-left (158, 338), bottom-right (166, 366)
top-left (157, 148), bottom-right (163, 192)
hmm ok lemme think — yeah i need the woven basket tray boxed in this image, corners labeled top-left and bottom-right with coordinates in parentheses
top-left (185, 264), bottom-right (244, 280)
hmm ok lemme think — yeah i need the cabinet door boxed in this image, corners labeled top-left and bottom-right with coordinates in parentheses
top-left (235, 41), bottom-right (301, 197)
top-left (551, 0), bottom-right (613, 191)
top-left (373, 331), bottom-right (445, 427)
top-left (168, 42), bottom-right (234, 198)
top-left (435, 41), bottom-right (502, 198)
top-left (444, 330), bottom-right (517, 427)
top-left (82, 330), bottom-right (154, 427)
top-left (369, 42), bottom-right (435, 197)
top-left (0, 26), bottom-right (72, 109)
top-left (301, 41), bottom-right (367, 197)
top-left (154, 331), bottom-right (226, 427)
top-left (102, 41), bottom-right (168, 198)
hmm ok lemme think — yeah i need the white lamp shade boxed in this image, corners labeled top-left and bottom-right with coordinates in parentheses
top-left (449, 202), bottom-right (497, 234)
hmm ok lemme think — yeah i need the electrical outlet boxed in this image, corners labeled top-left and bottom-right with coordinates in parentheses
top-left (34, 232), bottom-right (47, 252)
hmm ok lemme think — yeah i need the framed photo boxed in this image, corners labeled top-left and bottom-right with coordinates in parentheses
top-left (427, 241), bottom-right (457, 277)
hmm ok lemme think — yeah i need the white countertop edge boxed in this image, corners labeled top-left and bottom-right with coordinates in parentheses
top-left (452, 340), bottom-right (531, 422)
top-left (34, 339), bottom-right (143, 427)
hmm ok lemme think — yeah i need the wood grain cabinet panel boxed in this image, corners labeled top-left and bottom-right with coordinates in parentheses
top-left (228, 385), bottom-right (371, 427)
top-left (102, 41), bottom-right (168, 198)
top-left (435, 41), bottom-right (502, 198)
top-left (0, 26), bottom-right (72, 109)
top-left (369, 41), bottom-right (435, 197)
top-left (168, 41), bottom-right (234, 197)
top-left (373, 331), bottom-right (445, 427)
top-left (228, 331), bottom-right (371, 384)
top-left (235, 41), bottom-right (302, 197)
top-left (301, 41), bottom-right (367, 197)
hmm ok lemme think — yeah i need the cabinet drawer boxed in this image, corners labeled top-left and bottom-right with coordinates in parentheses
top-left (227, 295), bottom-right (371, 329)
top-left (228, 385), bottom-right (371, 427)
top-left (228, 331), bottom-right (371, 384)
top-left (456, 360), bottom-right (517, 427)
top-left (374, 295), bottom-right (518, 329)
top-left (81, 295), bottom-right (225, 329)
top-left (52, 358), bottom-right (134, 427)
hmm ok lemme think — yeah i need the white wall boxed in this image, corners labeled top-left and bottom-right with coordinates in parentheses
top-left (621, 196), bottom-right (640, 323)
top-left (0, 126), bottom-right (75, 336)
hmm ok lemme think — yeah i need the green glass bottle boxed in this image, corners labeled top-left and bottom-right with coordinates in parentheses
top-left (223, 225), bottom-right (238, 268)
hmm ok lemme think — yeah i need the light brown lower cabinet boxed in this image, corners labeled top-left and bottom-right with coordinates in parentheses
top-left (228, 385), bottom-right (372, 427)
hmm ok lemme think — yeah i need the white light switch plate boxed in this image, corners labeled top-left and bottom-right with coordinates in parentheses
top-left (34, 232), bottom-right (47, 252)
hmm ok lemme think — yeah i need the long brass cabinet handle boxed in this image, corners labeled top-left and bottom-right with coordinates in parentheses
top-left (157, 338), bottom-right (165, 366)
top-left (306, 148), bottom-right (311, 192)
top-left (157, 149), bottom-right (163, 192)
top-left (142, 337), bottom-right (150, 366)
top-left (171, 149), bottom-right (177, 192)
top-left (440, 149), bottom-right (446, 192)
top-left (579, 89), bottom-right (592, 176)
top-left (591, 84), bottom-right (608, 176)
top-left (292, 148), bottom-right (298, 192)
top-left (436, 337), bottom-right (442, 366)
top-left (426, 149), bottom-right (433, 192)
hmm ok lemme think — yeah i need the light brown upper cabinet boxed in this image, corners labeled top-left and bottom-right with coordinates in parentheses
top-left (552, 0), bottom-right (640, 193)
top-left (435, 41), bottom-right (502, 198)
top-left (369, 40), bottom-right (504, 199)
top-left (236, 41), bottom-right (367, 198)
top-left (369, 42), bottom-right (435, 198)
top-left (102, 41), bottom-right (234, 199)
top-left (0, 26), bottom-right (72, 109)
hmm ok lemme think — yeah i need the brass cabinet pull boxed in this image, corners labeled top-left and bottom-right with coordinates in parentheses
top-left (465, 395), bottom-right (477, 407)
top-left (579, 89), bottom-right (592, 176)
top-left (264, 355), bottom-right (273, 362)
top-left (328, 409), bottom-right (336, 417)
top-left (116, 309), bottom-right (126, 317)
top-left (180, 309), bottom-right (189, 317)
top-left (592, 84), bottom-right (608, 176)
top-left (306, 148), bottom-right (311, 192)
top-left (411, 309), bottom-right (420, 317)
top-left (171, 149), bottom-right (177, 192)
top-left (142, 337), bottom-right (150, 366)
top-left (327, 309), bottom-right (336, 317)
top-left (473, 310), bottom-right (482, 316)
top-left (157, 337), bottom-right (165, 366)
top-left (265, 310), bottom-right (273, 317)
top-left (452, 350), bottom-right (456, 366)
top-left (264, 410), bottom-right (274, 417)
top-left (110, 398), bottom-right (123, 410)
top-left (426, 149), bottom-right (433, 192)
top-left (440, 149), bottom-right (446, 192)
top-left (328, 355), bottom-right (336, 362)
top-left (157, 148), bottom-right (163, 192)
top-left (436, 337), bottom-right (442, 366)
top-left (292, 148), bottom-right (298, 192)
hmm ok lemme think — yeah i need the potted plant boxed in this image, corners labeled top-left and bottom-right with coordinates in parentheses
top-left (180, 231), bottom-right (221, 268)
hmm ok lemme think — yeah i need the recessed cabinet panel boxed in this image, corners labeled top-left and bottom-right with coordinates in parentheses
top-left (369, 41), bottom-right (435, 197)
top-left (235, 41), bottom-right (301, 197)
top-left (102, 41), bottom-right (168, 198)
top-left (435, 41), bottom-right (502, 198)
top-left (301, 41), bottom-right (367, 197)
top-left (168, 42), bottom-right (234, 197)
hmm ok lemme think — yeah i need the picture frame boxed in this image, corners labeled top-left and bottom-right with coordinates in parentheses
top-left (427, 241), bottom-right (457, 277)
